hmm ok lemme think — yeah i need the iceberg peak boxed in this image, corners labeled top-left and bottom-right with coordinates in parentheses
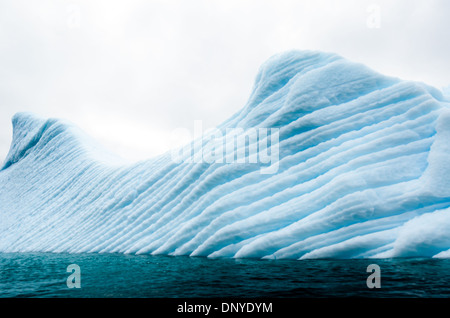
top-left (2, 112), bottom-right (50, 170)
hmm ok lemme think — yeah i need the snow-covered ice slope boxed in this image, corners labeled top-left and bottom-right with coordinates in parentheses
top-left (1, 50), bottom-right (450, 259)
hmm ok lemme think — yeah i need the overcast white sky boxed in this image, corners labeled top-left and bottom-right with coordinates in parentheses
top-left (1, 0), bottom-right (449, 163)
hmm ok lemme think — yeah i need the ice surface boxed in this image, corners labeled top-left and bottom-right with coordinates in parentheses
top-left (1, 50), bottom-right (450, 259)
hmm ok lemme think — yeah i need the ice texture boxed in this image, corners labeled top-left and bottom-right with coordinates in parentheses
top-left (1, 50), bottom-right (450, 259)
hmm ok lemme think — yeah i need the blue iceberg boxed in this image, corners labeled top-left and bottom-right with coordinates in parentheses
top-left (1, 50), bottom-right (450, 259)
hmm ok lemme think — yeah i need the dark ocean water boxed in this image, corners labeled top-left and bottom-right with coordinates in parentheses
top-left (0, 253), bottom-right (449, 298)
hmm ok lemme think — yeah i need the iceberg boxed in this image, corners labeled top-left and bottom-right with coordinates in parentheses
top-left (1, 50), bottom-right (450, 259)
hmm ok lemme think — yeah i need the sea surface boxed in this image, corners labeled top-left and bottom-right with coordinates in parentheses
top-left (0, 253), bottom-right (449, 298)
